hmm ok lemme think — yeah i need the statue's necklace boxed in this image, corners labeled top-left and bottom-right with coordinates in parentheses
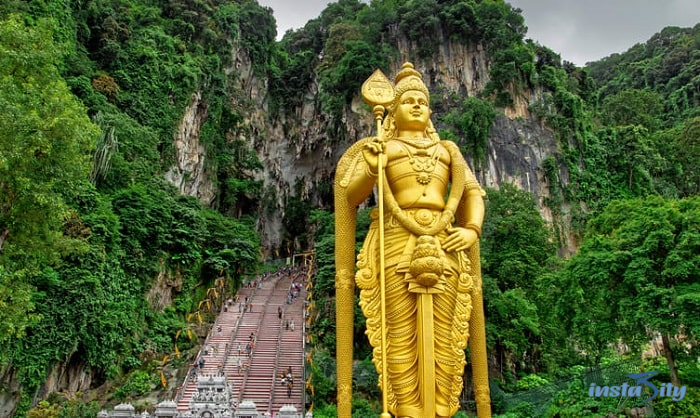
top-left (396, 137), bottom-right (440, 185)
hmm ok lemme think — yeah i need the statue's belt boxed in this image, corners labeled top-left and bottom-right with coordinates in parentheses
top-left (370, 207), bottom-right (446, 230)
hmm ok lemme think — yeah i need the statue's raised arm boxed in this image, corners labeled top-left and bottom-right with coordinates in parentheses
top-left (334, 62), bottom-right (490, 418)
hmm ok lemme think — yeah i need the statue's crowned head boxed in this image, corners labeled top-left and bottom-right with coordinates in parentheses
top-left (383, 62), bottom-right (437, 140)
top-left (392, 62), bottom-right (429, 109)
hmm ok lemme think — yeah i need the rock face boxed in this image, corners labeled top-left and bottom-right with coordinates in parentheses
top-left (482, 114), bottom-right (557, 210)
top-left (163, 31), bottom-right (573, 250)
top-left (0, 367), bottom-right (20, 418)
top-left (0, 354), bottom-right (93, 417)
top-left (395, 32), bottom-right (491, 98)
top-left (146, 262), bottom-right (184, 312)
top-left (164, 91), bottom-right (216, 206)
top-left (39, 357), bottom-right (92, 398)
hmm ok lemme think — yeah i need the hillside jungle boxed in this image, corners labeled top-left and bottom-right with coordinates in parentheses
top-left (0, 0), bottom-right (698, 416)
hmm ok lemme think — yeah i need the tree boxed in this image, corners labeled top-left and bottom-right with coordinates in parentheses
top-left (0, 16), bottom-right (98, 343)
top-left (563, 196), bottom-right (700, 385)
top-left (482, 184), bottom-right (556, 291)
top-left (597, 125), bottom-right (664, 194)
top-left (673, 116), bottom-right (700, 196)
top-left (441, 96), bottom-right (496, 167)
top-left (480, 184), bottom-right (558, 376)
top-left (601, 88), bottom-right (663, 131)
top-left (323, 22), bottom-right (362, 67)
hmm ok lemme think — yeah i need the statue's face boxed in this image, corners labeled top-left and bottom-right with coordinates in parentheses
top-left (394, 90), bottom-right (430, 131)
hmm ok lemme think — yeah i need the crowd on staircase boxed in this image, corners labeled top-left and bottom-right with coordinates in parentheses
top-left (174, 263), bottom-right (312, 417)
top-left (176, 264), bottom-right (309, 416)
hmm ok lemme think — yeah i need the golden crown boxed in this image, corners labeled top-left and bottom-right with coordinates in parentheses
top-left (393, 62), bottom-right (429, 105)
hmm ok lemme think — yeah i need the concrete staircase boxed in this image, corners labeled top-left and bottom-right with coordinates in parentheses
top-left (175, 269), bottom-right (307, 416)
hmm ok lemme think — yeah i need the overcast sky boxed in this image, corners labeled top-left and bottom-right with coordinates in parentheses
top-left (257, 0), bottom-right (700, 66)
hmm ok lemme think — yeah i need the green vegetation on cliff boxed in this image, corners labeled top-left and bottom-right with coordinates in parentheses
top-left (0, 1), bottom-right (267, 414)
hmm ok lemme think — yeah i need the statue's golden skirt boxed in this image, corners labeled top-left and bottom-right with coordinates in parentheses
top-left (356, 209), bottom-right (473, 417)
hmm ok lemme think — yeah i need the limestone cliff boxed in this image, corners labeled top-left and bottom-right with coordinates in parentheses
top-left (168, 30), bottom-right (571, 251)
top-left (164, 91), bottom-right (216, 206)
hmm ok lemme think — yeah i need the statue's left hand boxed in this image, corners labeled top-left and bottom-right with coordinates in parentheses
top-left (441, 227), bottom-right (478, 252)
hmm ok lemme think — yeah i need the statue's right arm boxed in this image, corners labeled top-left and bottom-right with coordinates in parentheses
top-left (343, 154), bottom-right (376, 208)
top-left (336, 137), bottom-right (378, 208)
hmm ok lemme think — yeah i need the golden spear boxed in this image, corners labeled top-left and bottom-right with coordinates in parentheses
top-left (361, 69), bottom-right (394, 418)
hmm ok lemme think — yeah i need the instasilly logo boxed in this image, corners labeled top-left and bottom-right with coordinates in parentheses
top-left (588, 371), bottom-right (687, 405)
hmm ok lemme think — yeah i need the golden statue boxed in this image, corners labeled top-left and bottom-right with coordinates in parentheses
top-left (334, 63), bottom-right (491, 418)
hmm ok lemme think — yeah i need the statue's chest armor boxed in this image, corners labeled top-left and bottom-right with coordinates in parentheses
top-left (385, 144), bottom-right (450, 207)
